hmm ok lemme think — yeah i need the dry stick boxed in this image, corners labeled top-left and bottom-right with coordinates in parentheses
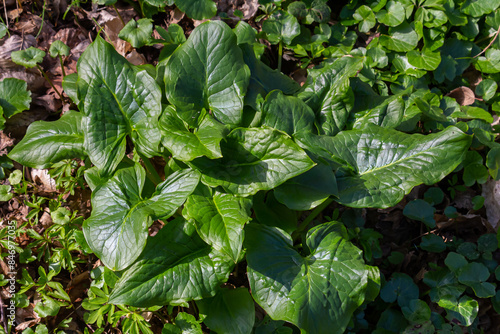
top-left (474, 24), bottom-right (500, 58)
top-left (3, 0), bottom-right (8, 30)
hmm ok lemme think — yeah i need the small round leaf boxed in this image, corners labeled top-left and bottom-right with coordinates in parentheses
top-left (11, 47), bottom-right (46, 68)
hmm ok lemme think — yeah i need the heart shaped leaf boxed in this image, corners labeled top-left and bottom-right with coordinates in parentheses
top-left (165, 21), bottom-right (250, 126)
top-left (296, 124), bottom-right (471, 208)
top-left (246, 222), bottom-right (376, 334)
top-left (118, 18), bottom-right (153, 48)
top-left (0, 78), bottom-right (31, 119)
top-left (77, 36), bottom-right (162, 175)
top-left (108, 217), bottom-right (233, 307)
top-left (9, 111), bottom-right (85, 168)
top-left (190, 127), bottom-right (315, 196)
top-left (11, 47), bottom-right (45, 68)
top-left (83, 165), bottom-right (200, 270)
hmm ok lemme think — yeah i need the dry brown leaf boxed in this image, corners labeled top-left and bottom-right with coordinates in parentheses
top-left (0, 34), bottom-right (37, 69)
top-left (446, 86), bottom-right (476, 106)
top-left (482, 178), bottom-right (500, 231)
top-left (169, 7), bottom-right (185, 25)
top-left (31, 169), bottom-right (57, 193)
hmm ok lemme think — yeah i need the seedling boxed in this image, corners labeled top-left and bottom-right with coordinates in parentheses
top-left (49, 40), bottom-right (70, 77)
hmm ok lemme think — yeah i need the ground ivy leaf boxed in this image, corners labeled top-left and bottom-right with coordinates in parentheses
top-left (475, 49), bottom-right (500, 73)
top-left (183, 188), bottom-right (252, 262)
top-left (260, 90), bottom-right (315, 135)
top-left (296, 124), bottom-right (471, 208)
top-left (462, 0), bottom-right (500, 17)
top-left (0, 78), bottom-right (31, 118)
top-left (83, 165), bottom-right (200, 271)
top-left (376, 0), bottom-right (405, 27)
top-left (108, 217), bottom-right (233, 307)
top-left (118, 18), bottom-right (153, 48)
top-left (9, 111), bottom-right (85, 169)
top-left (159, 106), bottom-right (227, 162)
top-left (77, 36), bottom-right (162, 176)
top-left (407, 49), bottom-right (441, 71)
top-left (190, 127), bottom-right (315, 196)
top-left (298, 56), bottom-right (364, 135)
top-left (379, 22), bottom-right (419, 52)
top-left (174, 0), bottom-right (216, 20)
top-left (439, 295), bottom-right (478, 326)
top-left (262, 10), bottom-right (300, 44)
top-left (240, 44), bottom-right (300, 110)
top-left (11, 47), bottom-right (45, 68)
top-left (165, 21), bottom-right (250, 126)
top-left (49, 40), bottom-right (70, 57)
top-left (353, 5), bottom-right (376, 32)
top-left (196, 288), bottom-right (255, 334)
top-left (246, 222), bottom-right (375, 334)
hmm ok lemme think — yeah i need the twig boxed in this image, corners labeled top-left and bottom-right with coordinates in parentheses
top-left (0, 294), bottom-right (8, 334)
top-left (474, 24), bottom-right (500, 58)
top-left (3, 0), bottom-right (8, 30)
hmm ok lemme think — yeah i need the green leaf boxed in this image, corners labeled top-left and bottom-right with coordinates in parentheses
top-left (462, 0), bottom-right (500, 17)
top-left (34, 296), bottom-right (60, 317)
top-left (298, 56), bottom-right (364, 135)
top-left (376, 0), bottom-right (405, 27)
top-left (11, 47), bottom-right (45, 68)
top-left (196, 288), bottom-right (255, 334)
top-left (165, 21), bottom-right (250, 126)
top-left (8, 111), bottom-right (85, 169)
top-left (380, 273), bottom-right (419, 307)
top-left (157, 24), bottom-right (186, 45)
top-left (401, 299), bottom-right (431, 324)
top-left (457, 262), bottom-right (495, 298)
top-left (475, 49), bottom-right (500, 73)
top-left (260, 90), bottom-right (315, 135)
top-left (0, 185), bottom-right (13, 202)
top-left (440, 295), bottom-right (478, 326)
top-left (183, 187), bottom-right (252, 262)
top-left (420, 234), bottom-right (446, 253)
top-left (475, 79), bottom-right (498, 101)
top-left (403, 199), bottom-right (436, 228)
top-left (262, 10), bottom-right (300, 44)
top-left (119, 18), bottom-right (152, 49)
top-left (83, 165), bottom-right (200, 270)
top-left (253, 192), bottom-right (298, 235)
top-left (109, 218), bottom-right (233, 307)
top-left (296, 124), bottom-right (471, 208)
top-left (0, 23), bottom-right (7, 39)
top-left (274, 162), bottom-right (337, 211)
top-left (240, 44), bottom-right (300, 110)
top-left (77, 36), bottom-right (162, 175)
top-left (407, 49), bottom-right (441, 71)
top-left (233, 22), bottom-right (256, 45)
top-left (379, 22), bottom-right (419, 52)
top-left (445, 252), bottom-right (468, 273)
top-left (49, 40), bottom-right (70, 57)
top-left (174, 0), bottom-right (216, 20)
top-left (353, 5), bottom-right (376, 32)
top-left (190, 127), bottom-right (314, 196)
top-left (246, 222), bottom-right (375, 334)
top-left (0, 78), bottom-right (31, 118)
top-left (62, 73), bottom-right (79, 106)
top-left (159, 106), bottom-right (227, 162)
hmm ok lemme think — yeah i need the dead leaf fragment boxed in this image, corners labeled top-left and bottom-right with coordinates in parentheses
top-left (446, 86), bottom-right (475, 106)
top-left (482, 178), bottom-right (500, 231)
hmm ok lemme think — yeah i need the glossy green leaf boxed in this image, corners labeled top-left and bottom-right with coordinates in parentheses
top-left (457, 262), bottom-right (495, 298)
top-left (118, 18), bottom-right (153, 48)
top-left (159, 106), bottom-right (226, 162)
top-left (174, 0), bottom-right (216, 20)
top-left (83, 165), bottom-right (200, 270)
top-left (240, 44), bottom-right (300, 109)
top-left (401, 299), bottom-right (431, 324)
top-left (262, 10), bottom-right (300, 44)
top-left (439, 295), bottom-right (478, 326)
top-left (260, 90), bottom-right (315, 135)
top-left (165, 21), bottom-right (250, 126)
top-left (296, 124), bottom-right (471, 208)
top-left (77, 37), bottom-right (162, 175)
top-left (0, 23), bottom-right (6, 39)
top-left (162, 312), bottom-right (203, 334)
top-left (475, 79), bottom-right (498, 101)
top-left (196, 288), bottom-right (255, 334)
top-left (403, 199), bottom-right (436, 228)
top-left (353, 5), bottom-right (376, 32)
top-left (253, 192), bottom-right (298, 234)
top-left (379, 22), bottom-right (419, 52)
top-left (9, 111), bottom-right (85, 169)
top-left (407, 49), bottom-right (441, 71)
top-left (11, 47), bottom-right (45, 68)
top-left (190, 127), bottom-right (314, 196)
top-left (376, 0), bottom-right (405, 26)
top-left (274, 162), bottom-right (337, 211)
top-left (462, 0), bottom-right (500, 17)
top-left (246, 222), bottom-right (375, 334)
top-left (62, 73), bottom-right (79, 106)
top-left (183, 187), bottom-right (252, 262)
top-left (49, 40), bottom-right (70, 57)
top-left (109, 218), bottom-right (233, 307)
top-left (0, 185), bottom-right (13, 202)
top-left (298, 56), bottom-right (364, 135)
top-left (0, 78), bottom-right (31, 118)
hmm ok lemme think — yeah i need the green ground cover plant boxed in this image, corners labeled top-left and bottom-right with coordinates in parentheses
top-left (3, 0), bottom-right (500, 333)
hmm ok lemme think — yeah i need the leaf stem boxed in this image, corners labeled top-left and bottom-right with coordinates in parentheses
top-left (59, 55), bottom-right (66, 77)
top-left (278, 40), bottom-right (283, 72)
top-left (36, 64), bottom-right (64, 102)
top-left (139, 154), bottom-right (162, 186)
top-left (292, 197), bottom-right (334, 239)
top-left (112, 4), bottom-right (126, 27)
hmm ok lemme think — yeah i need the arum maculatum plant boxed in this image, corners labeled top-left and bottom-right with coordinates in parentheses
top-left (9, 21), bottom-right (473, 333)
